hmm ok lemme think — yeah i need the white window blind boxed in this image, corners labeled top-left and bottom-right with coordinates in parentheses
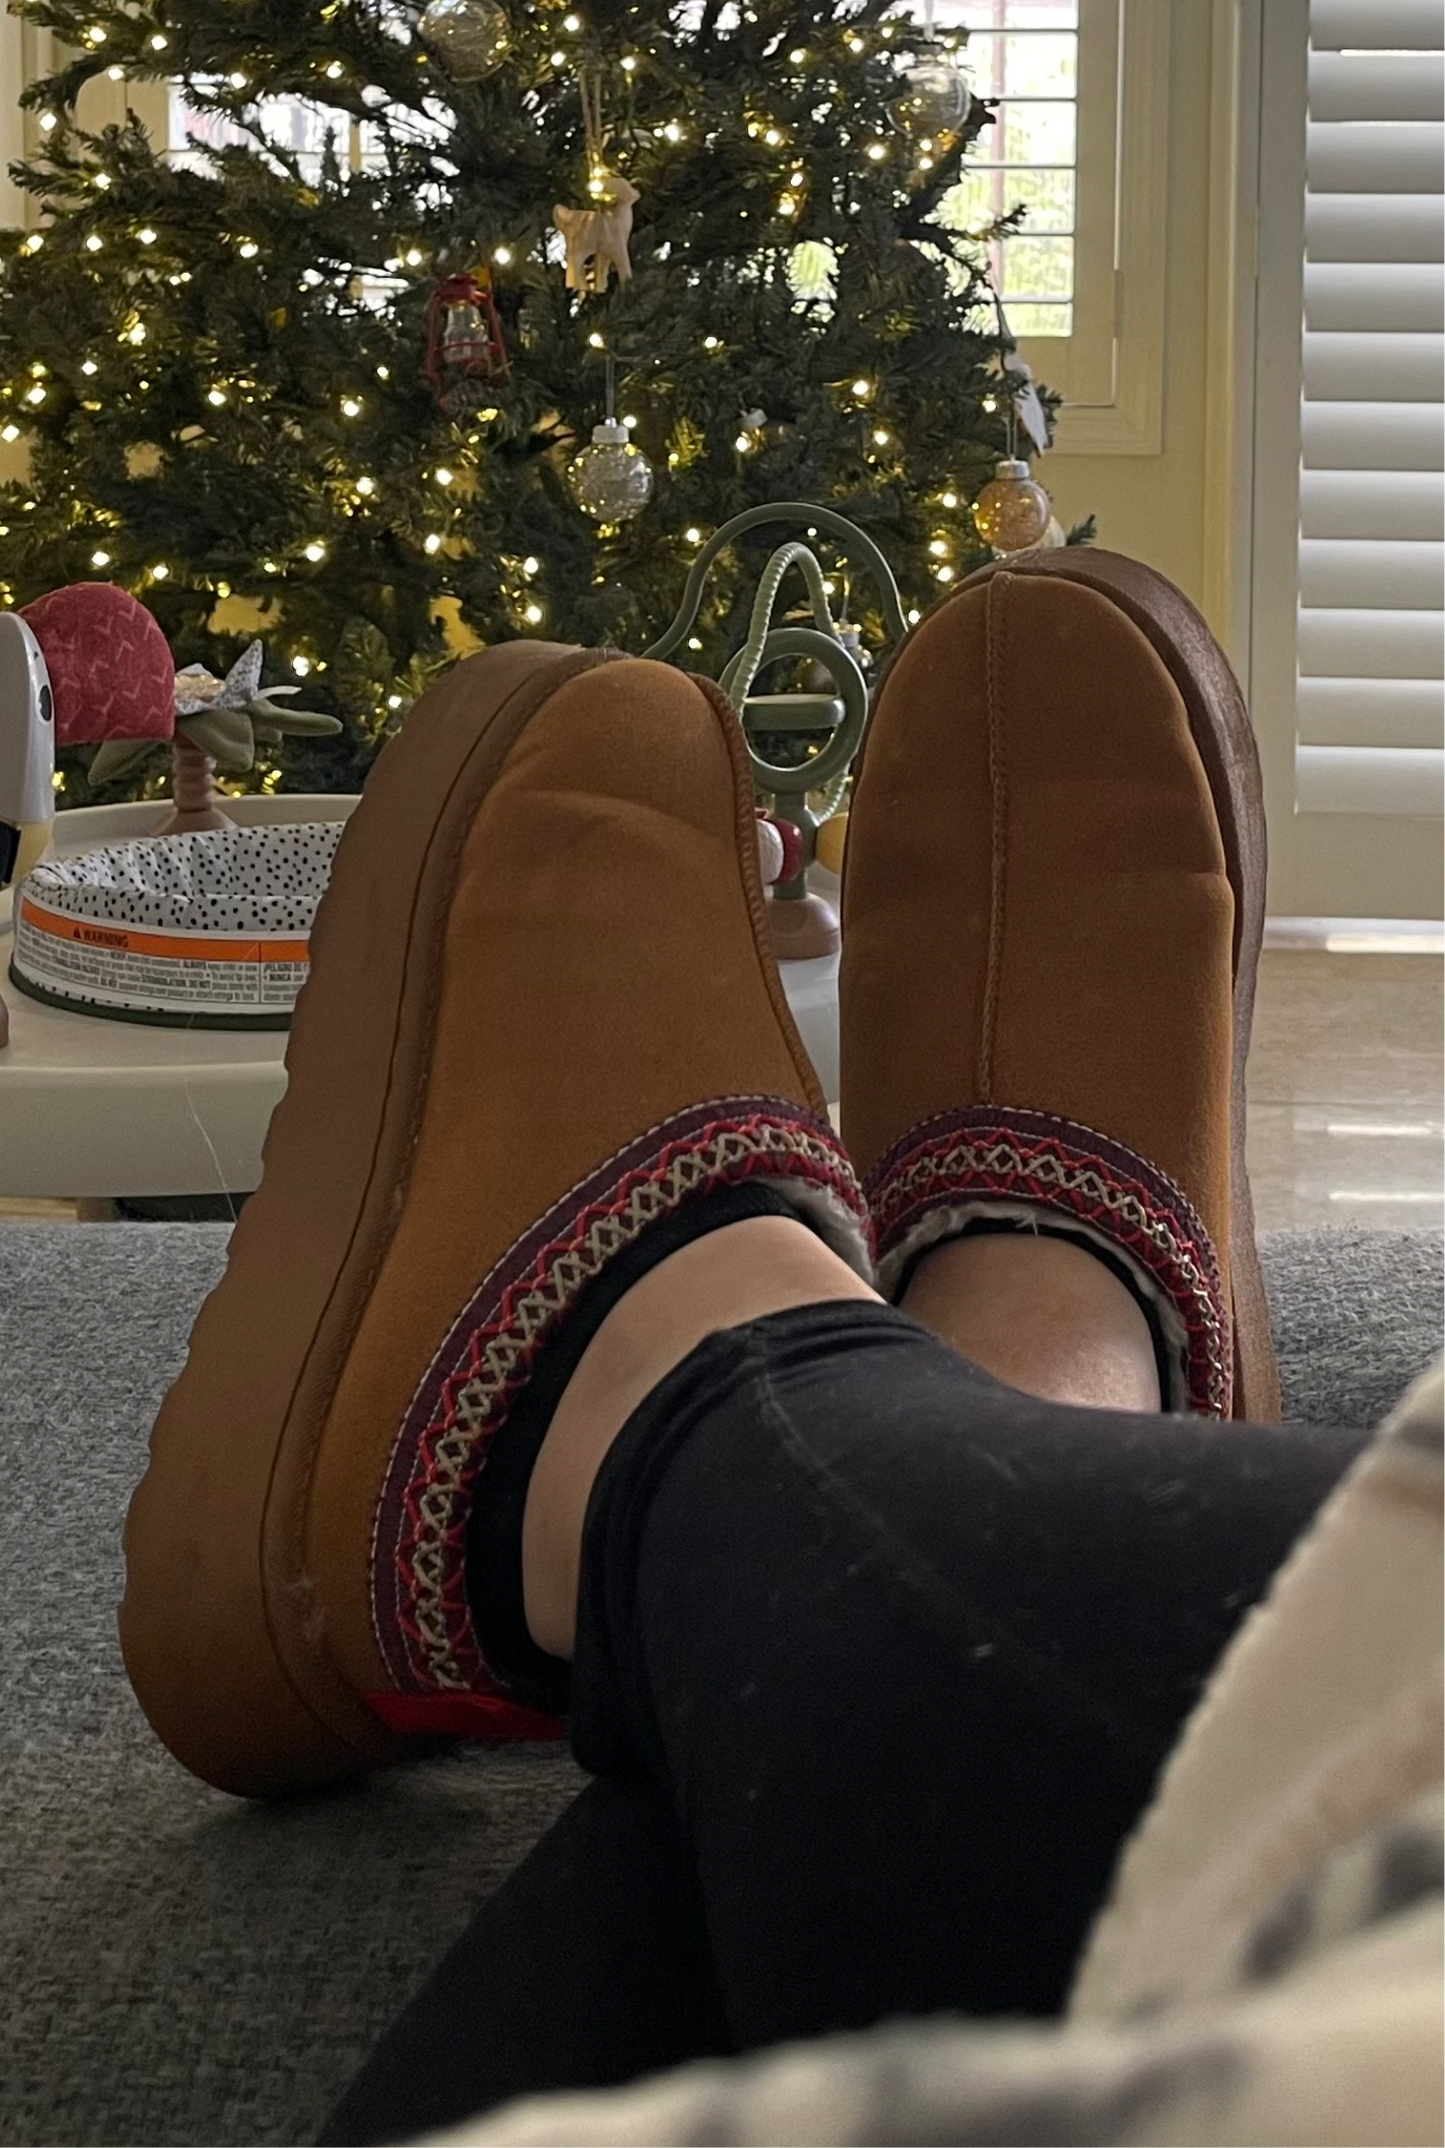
top-left (1297, 0), bottom-right (1444, 824)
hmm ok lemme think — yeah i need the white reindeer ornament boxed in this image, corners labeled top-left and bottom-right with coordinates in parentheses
top-left (554, 172), bottom-right (639, 295)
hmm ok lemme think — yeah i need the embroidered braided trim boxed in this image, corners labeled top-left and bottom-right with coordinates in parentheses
top-left (868, 1105), bottom-right (1231, 1418)
top-left (372, 1098), bottom-right (872, 1697)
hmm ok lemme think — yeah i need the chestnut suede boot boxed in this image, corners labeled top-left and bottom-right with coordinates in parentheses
top-left (122, 646), bottom-right (871, 1797)
top-left (841, 551), bottom-right (1278, 1422)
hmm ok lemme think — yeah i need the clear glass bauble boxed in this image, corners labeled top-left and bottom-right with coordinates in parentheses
top-left (569, 421), bottom-right (654, 522)
top-left (419, 0), bottom-right (511, 81)
top-left (888, 49), bottom-right (971, 141)
top-left (970, 458), bottom-right (1053, 555)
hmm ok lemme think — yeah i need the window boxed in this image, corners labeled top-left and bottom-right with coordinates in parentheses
top-left (934, 0), bottom-right (1169, 449)
top-left (165, 76), bottom-right (452, 308)
top-left (1247, 0), bottom-right (1443, 921)
top-left (935, 0), bottom-right (1081, 339)
top-left (168, 90), bottom-right (347, 183)
top-left (0, 10), bottom-right (28, 232)
top-left (168, 85), bottom-right (450, 184)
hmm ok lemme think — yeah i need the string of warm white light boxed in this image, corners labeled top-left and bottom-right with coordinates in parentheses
top-left (0, 0), bottom-right (1009, 709)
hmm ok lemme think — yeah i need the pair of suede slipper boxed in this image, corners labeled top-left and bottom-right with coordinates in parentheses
top-left (120, 551), bottom-right (1277, 1798)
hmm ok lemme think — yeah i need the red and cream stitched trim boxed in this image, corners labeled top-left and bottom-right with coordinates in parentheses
top-left (868, 1106), bottom-right (1231, 1417)
top-left (371, 1099), bottom-right (872, 1702)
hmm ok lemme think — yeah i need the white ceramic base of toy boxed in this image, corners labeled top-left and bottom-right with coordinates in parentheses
top-left (0, 795), bottom-right (842, 1199)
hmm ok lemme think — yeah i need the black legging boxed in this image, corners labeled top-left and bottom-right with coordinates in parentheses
top-left (324, 1303), bottom-right (1366, 2144)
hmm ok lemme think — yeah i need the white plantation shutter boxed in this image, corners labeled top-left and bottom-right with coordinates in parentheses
top-left (1296, 0), bottom-right (1444, 856)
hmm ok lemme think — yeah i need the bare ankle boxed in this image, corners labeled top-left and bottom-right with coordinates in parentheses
top-left (522, 1215), bottom-right (881, 1658)
top-left (900, 1231), bottom-right (1161, 1414)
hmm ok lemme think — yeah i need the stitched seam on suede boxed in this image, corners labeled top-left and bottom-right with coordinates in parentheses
top-left (304, 651), bottom-right (611, 1629)
top-left (351, 672), bottom-right (552, 1643)
top-left (868, 1104), bottom-right (1220, 1248)
top-left (375, 1107), bottom-right (869, 1695)
top-left (284, 667), bottom-right (544, 1630)
top-left (750, 1344), bottom-right (1169, 1766)
top-left (980, 573), bottom-right (1010, 1099)
top-left (692, 671), bottom-right (829, 1120)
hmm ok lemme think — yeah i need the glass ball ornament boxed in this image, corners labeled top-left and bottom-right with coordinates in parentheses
top-left (970, 458), bottom-right (1053, 556)
top-left (419, 0), bottom-right (511, 81)
top-left (569, 420), bottom-right (654, 522)
top-left (888, 45), bottom-right (970, 143)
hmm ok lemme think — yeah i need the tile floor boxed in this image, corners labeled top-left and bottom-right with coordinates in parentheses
top-left (1246, 951), bottom-right (1443, 1234)
top-left (0, 951), bottom-right (1440, 1234)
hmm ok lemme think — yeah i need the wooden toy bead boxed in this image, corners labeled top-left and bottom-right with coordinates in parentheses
top-left (814, 812), bottom-right (848, 876)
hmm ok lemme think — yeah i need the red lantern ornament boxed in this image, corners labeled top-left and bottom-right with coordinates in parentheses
top-left (425, 268), bottom-right (508, 413)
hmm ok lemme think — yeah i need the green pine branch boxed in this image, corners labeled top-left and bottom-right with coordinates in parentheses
top-left (1, 0), bottom-right (1067, 805)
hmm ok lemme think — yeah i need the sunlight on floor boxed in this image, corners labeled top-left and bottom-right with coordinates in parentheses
top-left (1247, 951), bottom-right (1443, 1233)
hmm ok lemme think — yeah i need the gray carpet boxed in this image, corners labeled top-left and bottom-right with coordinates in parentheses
top-left (1265, 1225), bottom-right (1443, 1431)
top-left (2, 1225), bottom-right (584, 2148)
top-left (0, 1221), bottom-right (1440, 2147)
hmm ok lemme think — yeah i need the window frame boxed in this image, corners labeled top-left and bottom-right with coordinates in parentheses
top-left (1014, 0), bottom-right (1170, 453)
top-left (941, 0), bottom-right (1114, 397)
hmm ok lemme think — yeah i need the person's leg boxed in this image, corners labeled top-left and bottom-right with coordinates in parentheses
top-left (400, 1082), bottom-right (1346, 2069)
top-left (520, 1209), bottom-right (1163, 1664)
top-left (320, 1776), bottom-right (730, 2147)
top-left (558, 1295), bottom-right (1366, 2049)
top-left (522, 1214), bottom-right (879, 1658)
top-left (324, 1216), bottom-right (1209, 2139)
top-left (315, 1194), bottom-right (1271, 2148)
top-left (326, 1251), bottom-right (1354, 2138)
top-left (898, 1231), bottom-right (1162, 1413)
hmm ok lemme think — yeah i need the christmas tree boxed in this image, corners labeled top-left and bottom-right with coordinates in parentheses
top-left (1, 0), bottom-right (1067, 802)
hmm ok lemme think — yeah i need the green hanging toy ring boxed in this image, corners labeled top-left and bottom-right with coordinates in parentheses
top-left (643, 504), bottom-right (908, 887)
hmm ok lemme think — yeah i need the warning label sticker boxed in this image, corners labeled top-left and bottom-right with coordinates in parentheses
top-left (15, 897), bottom-right (310, 1013)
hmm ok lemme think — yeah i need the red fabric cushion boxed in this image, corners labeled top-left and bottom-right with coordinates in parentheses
top-left (20, 584), bottom-right (174, 748)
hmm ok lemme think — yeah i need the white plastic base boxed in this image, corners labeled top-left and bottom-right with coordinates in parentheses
top-left (0, 800), bottom-right (843, 1197)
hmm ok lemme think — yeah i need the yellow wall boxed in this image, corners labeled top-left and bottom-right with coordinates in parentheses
top-left (0, 15), bottom-right (26, 231)
top-left (1, 15), bottom-right (29, 495)
top-left (1042, 1), bottom-right (1216, 615)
